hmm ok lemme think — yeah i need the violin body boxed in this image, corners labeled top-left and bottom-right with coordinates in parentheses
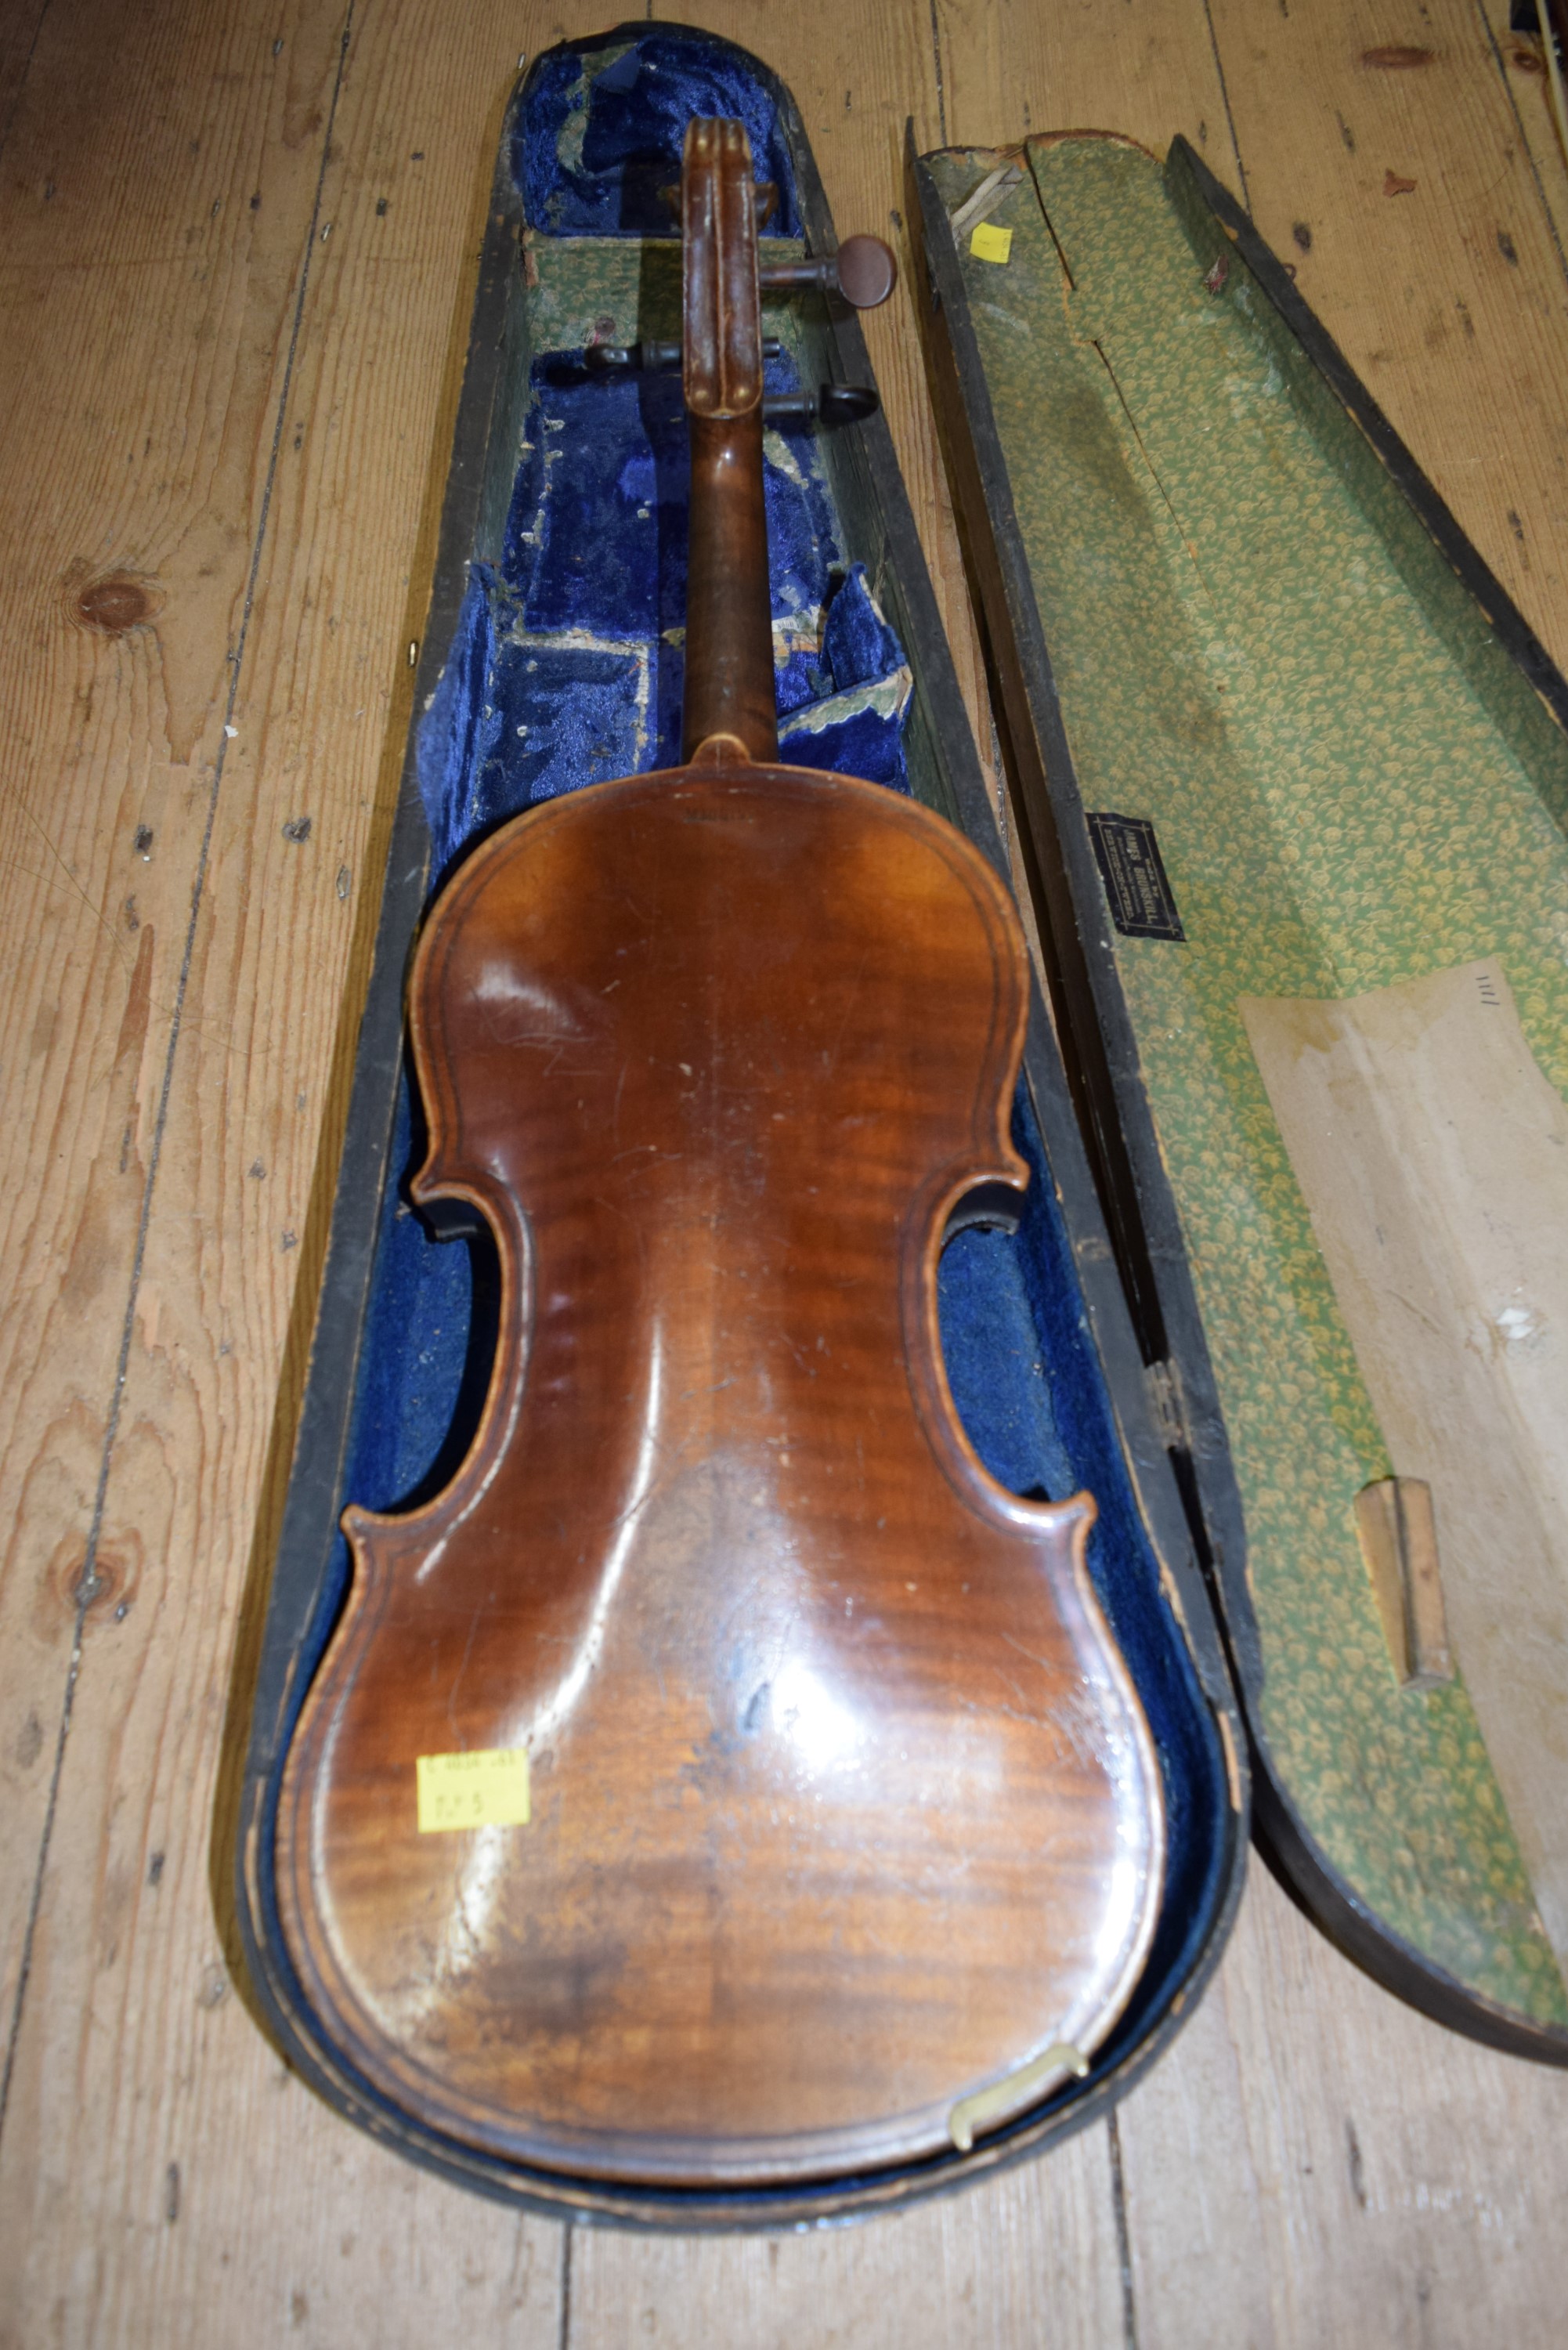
top-left (275, 115), bottom-right (1163, 2190)
top-left (276, 754), bottom-right (1162, 2182)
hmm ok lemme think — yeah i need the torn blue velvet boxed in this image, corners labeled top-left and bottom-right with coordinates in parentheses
top-left (417, 331), bottom-right (911, 870)
top-left (516, 30), bottom-right (802, 238)
top-left (292, 29), bottom-right (1226, 2171)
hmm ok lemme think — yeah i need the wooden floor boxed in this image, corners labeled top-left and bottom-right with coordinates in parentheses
top-left (2, 0), bottom-right (1567, 2340)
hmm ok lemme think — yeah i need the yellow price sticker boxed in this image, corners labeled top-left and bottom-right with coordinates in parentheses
top-left (970, 221), bottom-right (1013, 266)
top-left (416, 1747), bottom-right (531, 1834)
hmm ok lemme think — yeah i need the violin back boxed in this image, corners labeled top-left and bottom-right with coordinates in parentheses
top-left (276, 757), bottom-right (1163, 2186)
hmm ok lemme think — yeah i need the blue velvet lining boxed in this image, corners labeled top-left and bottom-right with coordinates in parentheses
top-left (275, 29), bottom-right (1226, 2179)
top-left (418, 334), bottom-right (912, 872)
top-left (515, 31), bottom-right (801, 238)
top-left (995, 1092), bottom-right (1229, 2060)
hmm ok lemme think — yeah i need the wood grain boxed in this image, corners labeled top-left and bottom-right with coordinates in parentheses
top-left (0, 0), bottom-right (1565, 2339)
top-left (568, 2127), bottom-right (1128, 2350)
top-left (1210, 0), bottom-right (1568, 671)
top-left (0, 1), bottom-right (564, 2338)
top-left (0, 0), bottom-right (356, 2030)
top-left (934, 0), bottom-right (1234, 180)
top-left (1118, 1863), bottom-right (1568, 2350)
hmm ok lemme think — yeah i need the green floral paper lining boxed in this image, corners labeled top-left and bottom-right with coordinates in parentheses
top-left (930, 137), bottom-right (1568, 2024)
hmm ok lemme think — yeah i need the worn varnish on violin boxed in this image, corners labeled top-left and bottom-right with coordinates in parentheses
top-left (276, 118), bottom-right (1164, 2187)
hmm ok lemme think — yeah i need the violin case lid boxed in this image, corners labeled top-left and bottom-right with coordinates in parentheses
top-left (228, 24), bottom-right (1247, 2227)
top-left (912, 128), bottom-right (1568, 2066)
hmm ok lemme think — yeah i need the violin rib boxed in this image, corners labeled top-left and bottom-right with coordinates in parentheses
top-left (276, 761), bottom-right (1164, 2186)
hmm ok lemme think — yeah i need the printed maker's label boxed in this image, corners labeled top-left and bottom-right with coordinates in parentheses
top-left (1086, 812), bottom-right (1187, 942)
top-left (416, 1748), bottom-right (531, 1833)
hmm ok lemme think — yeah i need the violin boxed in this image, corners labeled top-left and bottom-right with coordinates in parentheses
top-left (275, 118), bottom-right (1164, 2188)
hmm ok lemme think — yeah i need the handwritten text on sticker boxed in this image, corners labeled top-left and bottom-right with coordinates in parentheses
top-left (970, 222), bottom-right (1013, 265)
top-left (416, 1748), bottom-right (531, 1833)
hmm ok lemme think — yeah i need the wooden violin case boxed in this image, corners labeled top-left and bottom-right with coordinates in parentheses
top-left (231, 27), bottom-right (1245, 2226)
top-left (912, 131), bottom-right (1568, 2064)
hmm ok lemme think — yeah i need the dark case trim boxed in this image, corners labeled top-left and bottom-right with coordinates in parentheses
top-left (226, 34), bottom-right (1250, 2233)
top-left (910, 124), bottom-right (1568, 2066)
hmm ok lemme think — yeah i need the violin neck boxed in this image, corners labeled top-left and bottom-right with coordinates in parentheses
top-left (681, 120), bottom-right (778, 765)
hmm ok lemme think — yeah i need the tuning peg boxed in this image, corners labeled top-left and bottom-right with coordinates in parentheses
top-left (757, 235), bottom-right (897, 310)
top-left (764, 383), bottom-right (880, 427)
top-left (583, 340), bottom-right (676, 377)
